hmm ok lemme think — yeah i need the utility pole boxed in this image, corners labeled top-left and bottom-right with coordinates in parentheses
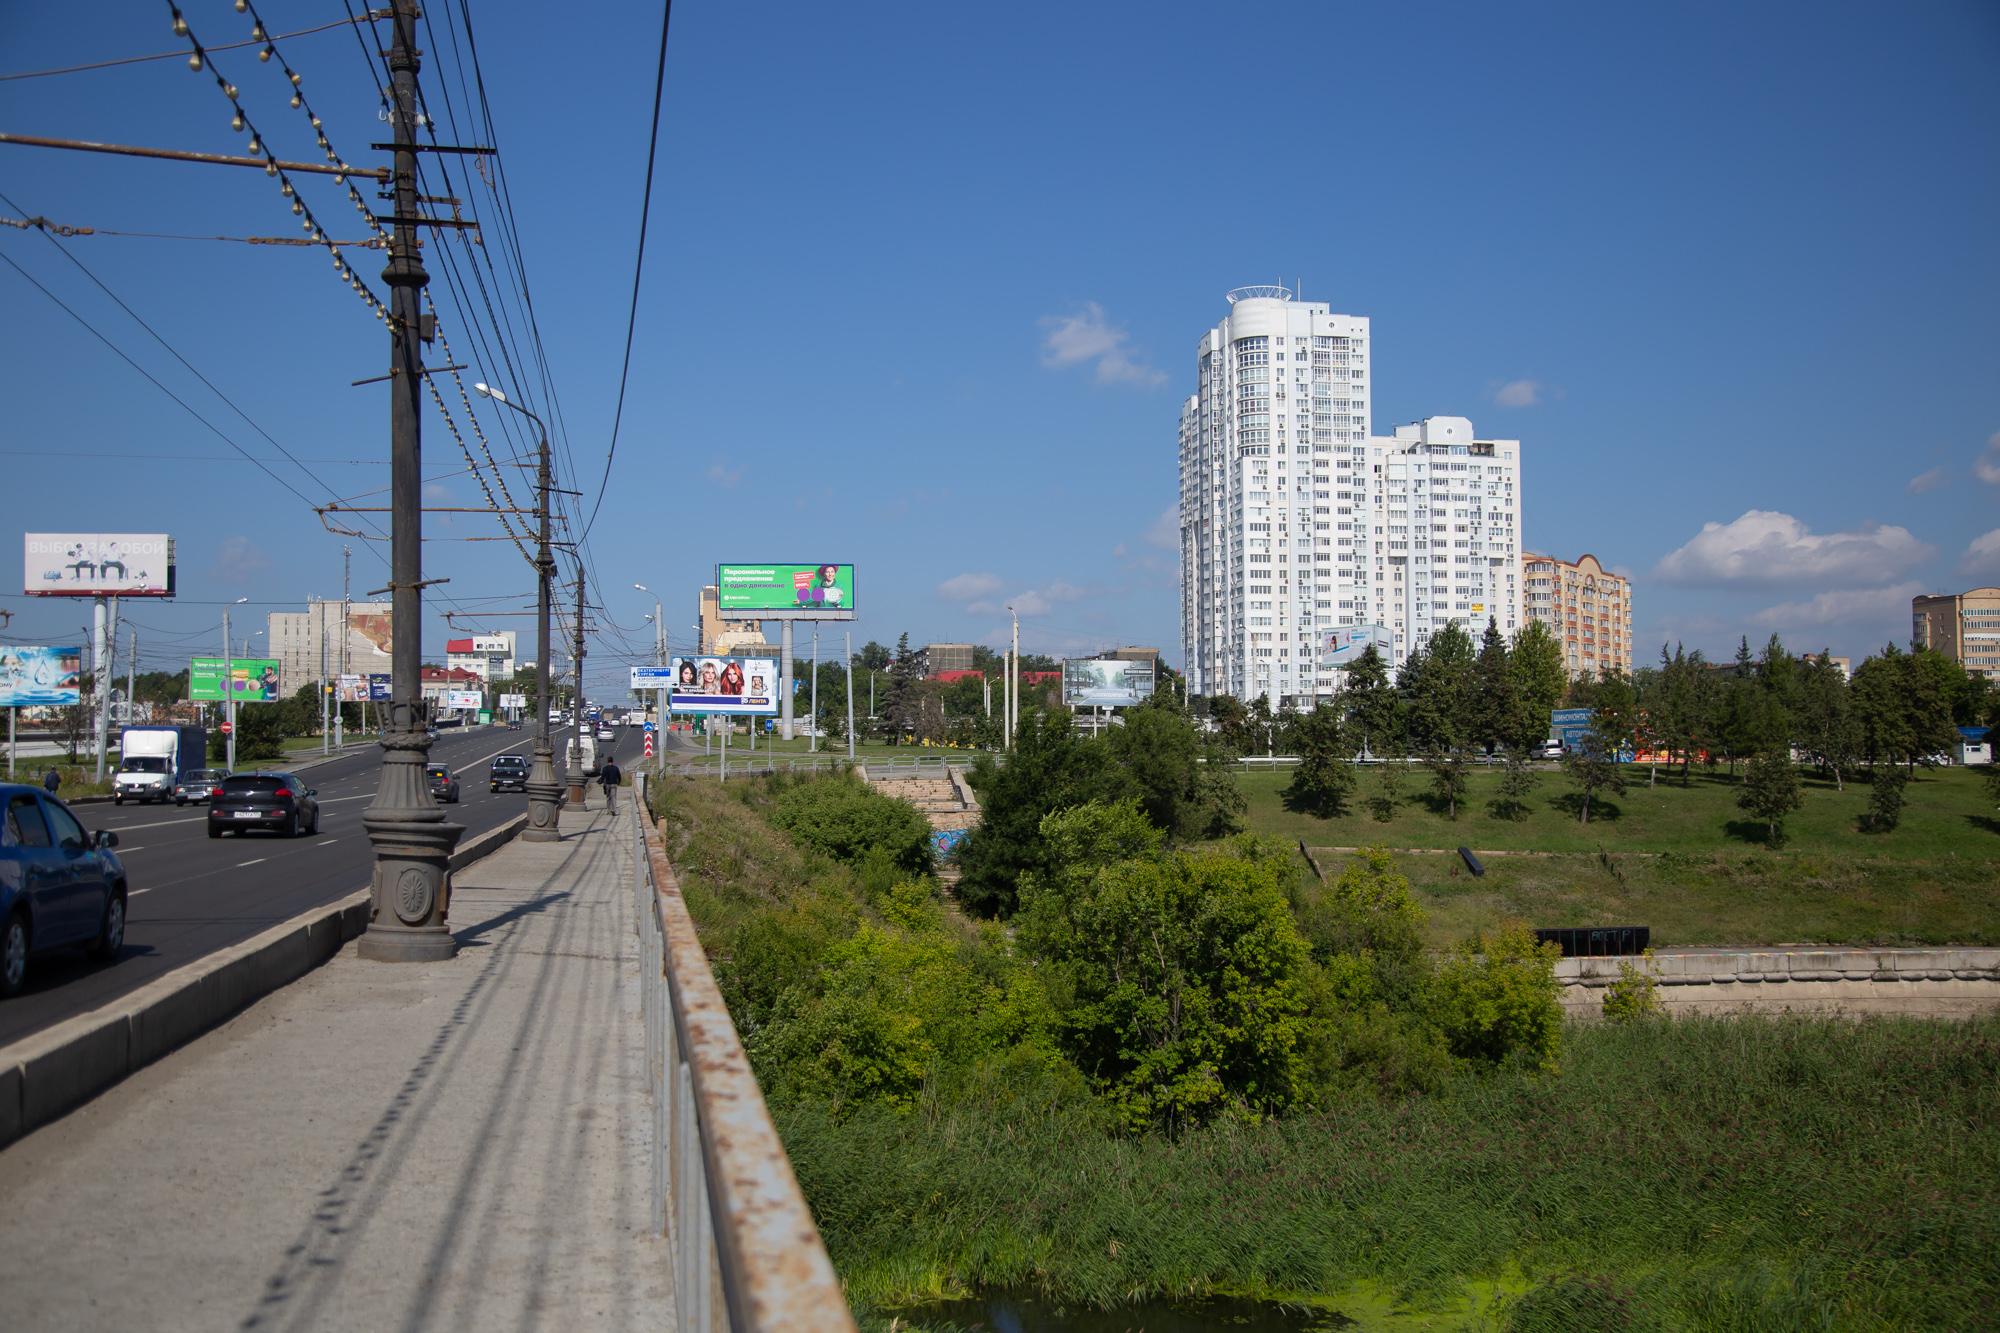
top-left (336, 545), bottom-right (350, 748)
top-left (844, 631), bottom-right (856, 763)
top-left (359, 0), bottom-right (461, 964)
top-left (1008, 606), bottom-right (1020, 749)
top-left (221, 604), bottom-right (237, 771)
top-left (319, 600), bottom-right (329, 755)
top-left (566, 566), bottom-right (588, 806)
top-left (92, 594), bottom-right (120, 780)
top-left (478, 382), bottom-right (561, 841)
top-left (126, 627), bottom-right (137, 730)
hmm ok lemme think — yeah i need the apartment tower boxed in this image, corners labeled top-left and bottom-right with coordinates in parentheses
top-left (1522, 551), bottom-right (1632, 679)
top-left (1912, 587), bottom-right (2000, 680)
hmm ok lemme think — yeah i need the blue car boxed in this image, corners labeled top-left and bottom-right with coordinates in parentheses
top-left (1, 783), bottom-right (127, 998)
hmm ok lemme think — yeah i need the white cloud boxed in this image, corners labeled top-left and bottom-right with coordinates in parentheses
top-left (937, 572), bottom-right (1003, 602)
top-left (211, 536), bottom-right (269, 585)
top-left (1145, 504), bottom-right (1178, 549)
top-left (1494, 378), bottom-right (1542, 408)
top-left (1963, 528), bottom-right (2000, 575)
top-left (1039, 302), bottom-right (1166, 387)
top-left (1655, 510), bottom-right (1933, 586)
top-left (968, 581), bottom-right (1087, 618)
top-left (1906, 466), bottom-right (1947, 494)
top-left (1752, 582), bottom-right (1926, 630)
top-left (705, 463), bottom-right (742, 488)
top-left (1976, 431), bottom-right (2000, 485)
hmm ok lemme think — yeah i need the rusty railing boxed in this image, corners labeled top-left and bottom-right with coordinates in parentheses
top-left (632, 772), bottom-right (856, 1331)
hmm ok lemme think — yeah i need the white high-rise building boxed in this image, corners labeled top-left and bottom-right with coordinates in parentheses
top-left (1178, 287), bottom-right (1521, 706)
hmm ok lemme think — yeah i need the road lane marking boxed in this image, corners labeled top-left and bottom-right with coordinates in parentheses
top-left (236, 858), bottom-right (267, 867)
top-left (91, 813), bottom-right (206, 833)
top-left (317, 838), bottom-right (338, 845)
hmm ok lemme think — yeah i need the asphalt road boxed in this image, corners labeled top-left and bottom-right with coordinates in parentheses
top-left (0, 721), bottom-right (634, 1048)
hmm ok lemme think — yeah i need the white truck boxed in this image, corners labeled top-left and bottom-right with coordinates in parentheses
top-left (113, 725), bottom-right (209, 805)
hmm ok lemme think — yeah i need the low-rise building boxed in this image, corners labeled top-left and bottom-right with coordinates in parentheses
top-left (1522, 552), bottom-right (1632, 679)
top-left (1913, 587), bottom-right (2000, 680)
top-left (922, 642), bottom-right (976, 676)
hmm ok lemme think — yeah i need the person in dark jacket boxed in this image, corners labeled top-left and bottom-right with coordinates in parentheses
top-left (42, 768), bottom-right (60, 795)
top-left (598, 756), bottom-right (622, 815)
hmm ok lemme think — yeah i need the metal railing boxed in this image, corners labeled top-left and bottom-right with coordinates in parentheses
top-left (631, 773), bottom-right (856, 1331)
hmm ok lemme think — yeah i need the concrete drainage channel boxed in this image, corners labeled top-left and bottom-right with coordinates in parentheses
top-left (0, 813), bottom-right (529, 1148)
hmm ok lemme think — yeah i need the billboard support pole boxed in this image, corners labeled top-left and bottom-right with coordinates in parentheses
top-left (810, 626), bottom-right (819, 754)
top-left (358, 0), bottom-right (462, 965)
top-left (779, 620), bottom-right (795, 742)
top-left (221, 608), bottom-right (236, 772)
top-left (845, 632), bottom-right (855, 764)
top-left (7, 707), bottom-right (14, 779)
top-left (91, 596), bottom-right (109, 782)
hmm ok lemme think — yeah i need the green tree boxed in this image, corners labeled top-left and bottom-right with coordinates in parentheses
top-left (1472, 616), bottom-right (1514, 757)
top-left (1505, 619), bottom-right (1568, 752)
top-left (1738, 748), bottom-right (1804, 846)
top-left (1866, 762), bottom-right (1909, 833)
top-left (880, 633), bottom-right (925, 742)
top-left (1102, 706), bottom-right (1244, 840)
top-left (1206, 693), bottom-right (1253, 756)
top-left (956, 711), bottom-right (1128, 918)
top-left (1368, 757), bottom-right (1405, 822)
top-left (1429, 924), bottom-right (1564, 1072)
top-left (1339, 645), bottom-right (1400, 758)
top-left (1795, 651), bottom-right (1859, 790)
top-left (1490, 750), bottom-right (1538, 821)
top-left (856, 640), bottom-right (892, 671)
top-left (1401, 622), bottom-right (1475, 756)
top-left (1015, 831), bottom-right (1312, 1135)
top-left (1284, 701), bottom-right (1356, 818)
top-left (1425, 748), bottom-right (1469, 820)
top-left (1717, 636), bottom-right (1761, 776)
top-left (1560, 731), bottom-right (1627, 824)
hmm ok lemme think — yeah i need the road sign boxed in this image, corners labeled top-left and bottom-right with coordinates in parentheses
top-left (643, 721), bottom-right (655, 733)
top-left (643, 733), bottom-right (655, 758)
top-left (630, 665), bottom-right (675, 689)
top-left (220, 721), bottom-right (233, 734)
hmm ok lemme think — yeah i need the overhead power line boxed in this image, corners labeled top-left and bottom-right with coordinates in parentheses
top-left (0, 14), bottom-right (379, 82)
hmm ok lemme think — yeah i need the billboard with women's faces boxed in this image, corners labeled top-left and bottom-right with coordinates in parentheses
top-left (665, 656), bottom-right (778, 715)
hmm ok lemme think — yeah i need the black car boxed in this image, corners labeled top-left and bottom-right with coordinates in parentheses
top-left (2, 785), bottom-right (126, 998)
top-left (489, 754), bottom-right (530, 793)
top-left (207, 773), bottom-right (320, 838)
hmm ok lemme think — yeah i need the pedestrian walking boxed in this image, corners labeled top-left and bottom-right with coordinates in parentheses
top-left (599, 756), bottom-right (622, 816)
top-left (42, 767), bottom-right (60, 796)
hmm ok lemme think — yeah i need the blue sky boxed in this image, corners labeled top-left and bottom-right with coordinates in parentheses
top-left (3, 0), bottom-right (1996, 694)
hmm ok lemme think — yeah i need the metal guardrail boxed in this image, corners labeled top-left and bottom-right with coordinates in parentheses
top-left (631, 773), bottom-right (856, 1332)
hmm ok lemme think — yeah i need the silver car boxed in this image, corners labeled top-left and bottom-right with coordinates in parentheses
top-left (174, 768), bottom-right (232, 805)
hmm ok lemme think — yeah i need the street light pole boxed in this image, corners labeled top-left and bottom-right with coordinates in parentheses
top-left (567, 564), bottom-right (588, 806)
top-left (636, 583), bottom-right (663, 777)
top-left (359, 0), bottom-right (460, 963)
top-left (222, 599), bottom-right (244, 771)
top-left (477, 382), bottom-right (561, 842)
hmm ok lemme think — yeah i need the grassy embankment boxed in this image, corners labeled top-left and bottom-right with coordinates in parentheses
top-left (1236, 765), bottom-right (2000, 949)
top-left (652, 773), bottom-right (2000, 1331)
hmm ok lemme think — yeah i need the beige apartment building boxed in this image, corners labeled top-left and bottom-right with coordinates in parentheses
top-left (1913, 587), bottom-right (2000, 680)
top-left (1522, 552), bottom-right (1632, 679)
top-left (697, 585), bottom-right (771, 656)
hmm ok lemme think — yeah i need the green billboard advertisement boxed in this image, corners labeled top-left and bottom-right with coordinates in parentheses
top-left (716, 563), bottom-right (855, 616)
top-left (189, 657), bottom-right (282, 703)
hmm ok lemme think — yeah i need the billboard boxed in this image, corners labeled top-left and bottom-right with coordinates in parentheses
top-left (444, 689), bottom-right (483, 711)
top-left (0, 646), bottom-right (84, 707)
top-left (189, 657), bottom-right (281, 703)
top-left (24, 533), bottom-right (176, 598)
top-left (1062, 658), bottom-right (1156, 708)
top-left (664, 655), bottom-right (779, 716)
top-left (716, 563), bottom-right (855, 619)
top-left (499, 693), bottom-right (527, 710)
top-left (369, 673), bottom-right (392, 702)
top-left (337, 673), bottom-right (368, 703)
top-left (1319, 624), bottom-right (1393, 669)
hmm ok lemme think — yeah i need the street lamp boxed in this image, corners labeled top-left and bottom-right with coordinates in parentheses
top-left (474, 381), bottom-right (561, 841)
top-left (222, 597), bottom-right (248, 770)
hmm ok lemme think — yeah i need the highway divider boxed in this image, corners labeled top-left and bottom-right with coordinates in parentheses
top-left (0, 811), bottom-right (529, 1149)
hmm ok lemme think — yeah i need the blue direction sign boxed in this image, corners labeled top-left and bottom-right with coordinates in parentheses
top-left (631, 666), bottom-right (675, 689)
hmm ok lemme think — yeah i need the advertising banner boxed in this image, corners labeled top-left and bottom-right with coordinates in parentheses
top-left (368, 673), bottom-right (392, 702)
top-left (189, 657), bottom-right (281, 703)
top-left (444, 689), bottom-right (484, 711)
top-left (1061, 658), bottom-right (1156, 708)
top-left (24, 533), bottom-right (176, 597)
top-left (0, 646), bottom-right (84, 707)
top-left (664, 655), bottom-right (779, 715)
top-left (1318, 624), bottom-right (1393, 669)
top-left (716, 563), bottom-right (855, 619)
top-left (336, 673), bottom-right (367, 703)
top-left (499, 693), bottom-right (527, 710)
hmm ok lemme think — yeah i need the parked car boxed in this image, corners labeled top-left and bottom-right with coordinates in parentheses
top-left (1534, 739), bottom-right (1567, 761)
top-left (426, 765), bottom-right (462, 804)
top-left (2, 784), bottom-right (127, 997)
top-left (489, 754), bottom-right (530, 793)
top-left (174, 768), bottom-right (231, 805)
top-left (207, 773), bottom-right (320, 838)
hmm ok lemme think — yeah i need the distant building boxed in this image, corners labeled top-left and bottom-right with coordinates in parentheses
top-left (444, 632), bottom-right (517, 682)
top-left (1104, 646), bottom-right (1161, 670)
top-left (1522, 552), bottom-right (1632, 679)
top-left (932, 668), bottom-right (984, 686)
top-left (698, 585), bottom-right (765, 656)
top-left (268, 599), bottom-right (392, 697)
top-left (923, 642), bottom-right (976, 676)
top-left (419, 665), bottom-right (485, 711)
top-left (1913, 587), bottom-right (2000, 680)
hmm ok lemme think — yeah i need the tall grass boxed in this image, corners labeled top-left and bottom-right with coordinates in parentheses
top-left (793, 1015), bottom-right (2000, 1329)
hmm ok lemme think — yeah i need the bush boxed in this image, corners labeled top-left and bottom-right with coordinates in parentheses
top-left (1865, 763), bottom-right (1909, 832)
top-left (769, 776), bottom-right (933, 875)
top-left (1601, 955), bottom-right (1661, 1025)
top-left (1430, 923), bottom-right (1565, 1072)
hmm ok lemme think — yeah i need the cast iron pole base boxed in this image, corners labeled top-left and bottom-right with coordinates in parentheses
top-left (521, 738), bottom-right (562, 842)
top-left (358, 727), bottom-right (463, 961)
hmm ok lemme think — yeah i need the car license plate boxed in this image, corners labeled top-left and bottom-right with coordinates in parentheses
top-left (234, 810), bottom-right (261, 819)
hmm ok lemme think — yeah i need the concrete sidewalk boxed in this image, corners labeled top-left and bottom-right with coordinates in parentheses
top-left (0, 796), bottom-right (672, 1331)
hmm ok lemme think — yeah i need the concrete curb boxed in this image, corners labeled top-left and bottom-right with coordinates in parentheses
top-left (0, 811), bottom-right (528, 1150)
